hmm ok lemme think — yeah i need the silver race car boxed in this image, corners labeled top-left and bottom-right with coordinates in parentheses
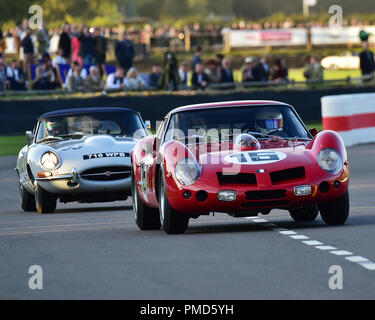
top-left (16, 107), bottom-right (148, 213)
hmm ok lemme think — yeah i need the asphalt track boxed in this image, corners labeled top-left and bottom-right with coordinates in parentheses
top-left (0, 144), bottom-right (374, 300)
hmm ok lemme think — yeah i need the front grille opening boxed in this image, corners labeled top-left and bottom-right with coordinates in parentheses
top-left (241, 200), bottom-right (290, 208)
top-left (245, 189), bottom-right (286, 200)
top-left (270, 166), bottom-right (306, 185)
top-left (217, 172), bottom-right (257, 185)
top-left (81, 166), bottom-right (131, 181)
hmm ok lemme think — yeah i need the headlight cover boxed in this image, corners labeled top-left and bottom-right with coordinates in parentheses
top-left (317, 148), bottom-right (342, 174)
top-left (175, 157), bottom-right (201, 185)
top-left (40, 151), bottom-right (60, 171)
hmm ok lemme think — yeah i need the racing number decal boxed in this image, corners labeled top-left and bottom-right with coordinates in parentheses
top-left (224, 151), bottom-right (287, 165)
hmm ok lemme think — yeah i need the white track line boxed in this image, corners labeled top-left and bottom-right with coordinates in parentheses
top-left (245, 217), bottom-right (375, 271)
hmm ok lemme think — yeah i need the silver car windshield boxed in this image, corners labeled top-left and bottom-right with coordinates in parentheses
top-left (36, 112), bottom-right (147, 142)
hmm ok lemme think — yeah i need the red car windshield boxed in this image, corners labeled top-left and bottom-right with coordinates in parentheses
top-left (164, 105), bottom-right (310, 142)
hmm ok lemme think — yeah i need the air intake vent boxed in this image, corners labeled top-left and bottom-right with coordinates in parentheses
top-left (270, 166), bottom-right (306, 185)
top-left (217, 172), bottom-right (257, 185)
top-left (245, 189), bottom-right (286, 200)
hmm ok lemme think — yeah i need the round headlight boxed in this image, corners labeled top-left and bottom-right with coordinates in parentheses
top-left (317, 148), bottom-right (342, 174)
top-left (175, 158), bottom-right (201, 185)
top-left (41, 151), bottom-right (60, 170)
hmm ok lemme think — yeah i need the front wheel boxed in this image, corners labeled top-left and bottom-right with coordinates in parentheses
top-left (319, 191), bottom-right (350, 225)
top-left (131, 169), bottom-right (160, 230)
top-left (35, 184), bottom-right (57, 214)
top-left (19, 183), bottom-right (36, 212)
top-left (289, 204), bottom-right (319, 222)
top-left (158, 168), bottom-right (189, 234)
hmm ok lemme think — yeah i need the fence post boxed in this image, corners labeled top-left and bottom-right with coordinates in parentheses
top-left (185, 31), bottom-right (191, 52)
top-left (224, 33), bottom-right (231, 53)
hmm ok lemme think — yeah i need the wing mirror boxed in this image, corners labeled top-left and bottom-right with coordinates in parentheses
top-left (26, 131), bottom-right (34, 143)
top-left (144, 120), bottom-right (151, 130)
top-left (309, 128), bottom-right (318, 137)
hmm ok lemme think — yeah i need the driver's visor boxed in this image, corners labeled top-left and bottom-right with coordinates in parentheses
top-left (256, 119), bottom-right (283, 130)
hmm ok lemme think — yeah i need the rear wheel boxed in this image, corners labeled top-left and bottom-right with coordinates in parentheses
top-left (319, 191), bottom-right (349, 225)
top-left (35, 184), bottom-right (57, 214)
top-left (289, 204), bottom-right (319, 222)
top-left (19, 183), bottom-right (36, 212)
top-left (131, 169), bottom-right (160, 230)
top-left (158, 168), bottom-right (189, 234)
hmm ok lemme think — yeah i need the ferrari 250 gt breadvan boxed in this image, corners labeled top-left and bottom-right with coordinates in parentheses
top-left (17, 107), bottom-right (148, 213)
top-left (131, 100), bottom-right (350, 234)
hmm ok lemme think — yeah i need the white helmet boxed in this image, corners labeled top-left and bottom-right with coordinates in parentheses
top-left (255, 110), bottom-right (283, 136)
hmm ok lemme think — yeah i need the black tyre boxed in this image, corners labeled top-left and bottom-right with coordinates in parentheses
top-left (158, 168), bottom-right (189, 234)
top-left (19, 183), bottom-right (36, 212)
top-left (319, 191), bottom-right (350, 225)
top-left (35, 184), bottom-right (57, 214)
top-left (289, 204), bottom-right (319, 222)
top-left (131, 170), bottom-right (160, 230)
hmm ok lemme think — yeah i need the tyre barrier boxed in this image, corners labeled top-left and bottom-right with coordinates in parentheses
top-left (321, 93), bottom-right (375, 146)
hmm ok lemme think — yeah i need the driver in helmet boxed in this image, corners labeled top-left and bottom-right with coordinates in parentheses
top-left (254, 109), bottom-right (285, 136)
top-left (45, 119), bottom-right (68, 137)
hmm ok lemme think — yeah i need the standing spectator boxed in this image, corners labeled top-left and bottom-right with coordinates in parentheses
top-left (36, 23), bottom-right (49, 58)
top-left (149, 64), bottom-right (162, 88)
top-left (191, 63), bottom-right (209, 90)
top-left (0, 58), bottom-right (7, 91)
top-left (359, 40), bottom-right (375, 77)
top-left (85, 65), bottom-right (103, 91)
top-left (304, 56), bottom-right (323, 81)
top-left (71, 31), bottom-right (82, 64)
top-left (20, 29), bottom-right (34, 82)
top-left (252, 54), bottom-right (272, 82)
top-left (58, 24), bottom-right (72, 62)
top-left (115, 32), bottom-right (134, 74)
top-left (272, 58), bottom-right (289, 82)
top-left (79, 26), bottom-right (95, 65)
top-left (191, 46), bottom-right (202, 71)
top-left (159, 51), bottom-right (179, 91)
top-left (242, 57), bottom-right (257, 82)
top-left (216, 54), bottom-right (224, 70)
top-left (178, 62), bottom-right (188, 86)
top-left (124, 67), bottom-right (146, 90)
top-left (6, 59), bottom-right (26, 90)
top-left (0, 21), bottom-right (5, 57)
top-left (105, 67), bottom-right (125, 90)
top-left (205, 59), bottom-right (221, 83)
top-left (32, 53), bottom-right (60, 90)
top-left (93, 27), bottom-right (107, 77)
top-left (66, 61), bottom-right (85, 92)
top-left (220, 58), bottom-right (234, 83)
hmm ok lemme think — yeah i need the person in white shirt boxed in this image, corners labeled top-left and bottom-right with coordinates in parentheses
top-left (124, 67), bottom-right (146, 90)
top-left (52, 48), bottom-right (68, 67)
top-left (105, 68), bottom-right (125, 90)
top-left (6, 59), bottom-right (26, 90)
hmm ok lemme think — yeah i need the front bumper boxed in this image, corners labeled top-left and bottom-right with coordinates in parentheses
top-left (165, 171), bottom-right (349, 215)
top-left (35, 167), bottom-right (131, 195)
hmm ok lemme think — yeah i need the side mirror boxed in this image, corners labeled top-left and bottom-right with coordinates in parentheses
top-left (26, 131), bottom-right (34, 143)
top-left (309, 128), bottom-right (318, 137)
top-left (144, 120), bottom-right (151, 130)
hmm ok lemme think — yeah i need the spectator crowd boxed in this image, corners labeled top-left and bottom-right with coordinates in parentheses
top-left (0, 19), bottom-right (374, 94)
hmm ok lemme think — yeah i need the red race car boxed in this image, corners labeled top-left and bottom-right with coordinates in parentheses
top-left (131, 100), bottom-right (350, 234)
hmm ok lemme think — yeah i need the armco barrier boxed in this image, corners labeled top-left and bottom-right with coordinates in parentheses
top-left (321, 93), bottom-right (375, 146)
